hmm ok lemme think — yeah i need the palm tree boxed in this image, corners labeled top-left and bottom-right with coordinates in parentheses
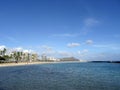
top-left (32, 53), bottom-right (38, 61)
top-left (13, 51), bottom-right (20, 63)
top-left (27, 53), bottom-right (30, 63)
top-left (0, 50), bottom-right (2, 56)
top-left (23, 53), bottom-right (26, 62)
top-left (3, 48), bottom-right (7, 56)
top-left (20, 52), bottom-right (23, 62)
top-left (0, 48), bottom-right (6, 57)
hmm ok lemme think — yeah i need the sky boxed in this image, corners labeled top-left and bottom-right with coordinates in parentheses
top-left (0, 0), bottom-right (120, 61)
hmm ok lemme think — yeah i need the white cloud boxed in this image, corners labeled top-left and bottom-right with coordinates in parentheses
top-left (12, 47), bottom-right (34, 53)
top-left (78, 49), bottom-right (89, 54)
top-left (82, 49), bottom-right (89, 53)
top-left (84, 18), bottom-right (99, 26)
top-left (78, 51), bottom-right (81, 54)
top-left (93, 45), bottom-right (108, 48)
top-left (14, 47), bottom-right (23, 51)
top-left (23, 50), bottom-right (29, 53)
top-left (23, 49), bottom-right (33, 53)
top-left (52, 33), bottom-right (79, 37)
top-left (86, 40), bottom-right (93, 45)
top-left (76, 49), bottom-right (89, 60)
top-left (67, 43), bottom-right (80, 48)
top-left (0, 45), bottom-right (6, 50)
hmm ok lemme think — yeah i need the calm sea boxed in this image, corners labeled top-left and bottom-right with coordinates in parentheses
top-left (0, 63), bottom-right (120, 90)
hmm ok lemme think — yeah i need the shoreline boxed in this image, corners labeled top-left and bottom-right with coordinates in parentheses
top-left (0, 61), bottom-right (81, 67)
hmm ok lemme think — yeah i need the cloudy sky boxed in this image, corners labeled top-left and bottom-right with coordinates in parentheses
top-left (0, 0), bottom-right (120, 61)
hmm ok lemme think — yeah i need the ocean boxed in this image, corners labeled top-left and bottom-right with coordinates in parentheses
top-left (0, 62), bottom-right (120, 90)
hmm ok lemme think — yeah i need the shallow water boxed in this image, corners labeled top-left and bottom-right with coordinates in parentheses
top-left (0, 63), bottom-right (120, 90)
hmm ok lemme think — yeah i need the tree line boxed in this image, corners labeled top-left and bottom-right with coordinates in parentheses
top-left (0, 48), bottom-right (38, 63)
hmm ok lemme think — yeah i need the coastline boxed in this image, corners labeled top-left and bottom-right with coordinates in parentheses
top-left (0, 61), bottom-right (81, 67)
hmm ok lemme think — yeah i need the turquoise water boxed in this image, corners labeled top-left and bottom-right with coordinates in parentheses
top-left (0, 63), bottom-right (120, 90)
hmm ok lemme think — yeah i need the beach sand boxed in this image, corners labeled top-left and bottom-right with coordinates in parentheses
top-left (0, 61), bottom-right (80, 67)
top-left (0, 62), bottom-right (56, 67)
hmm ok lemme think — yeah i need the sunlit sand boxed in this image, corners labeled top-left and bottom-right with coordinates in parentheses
top-left (0, 61), bottom-right (81, 67)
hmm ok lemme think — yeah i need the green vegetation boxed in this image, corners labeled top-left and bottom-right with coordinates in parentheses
top-left (0, 47), bottom-right (38, 63)
top-left (0, 56), bottom-right (5, 63)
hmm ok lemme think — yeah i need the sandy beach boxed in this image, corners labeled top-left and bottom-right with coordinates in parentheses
top-left (0, 62), bottom-right (57, 67)
top-left (0, 61), bottom-right (81, 67)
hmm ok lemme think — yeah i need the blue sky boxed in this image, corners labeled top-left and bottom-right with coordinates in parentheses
top-left (0, 0), bottom-right (120, 60)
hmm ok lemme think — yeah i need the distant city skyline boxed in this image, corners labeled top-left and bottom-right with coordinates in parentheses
top-left (0, 0), bottom-right (120, 61)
